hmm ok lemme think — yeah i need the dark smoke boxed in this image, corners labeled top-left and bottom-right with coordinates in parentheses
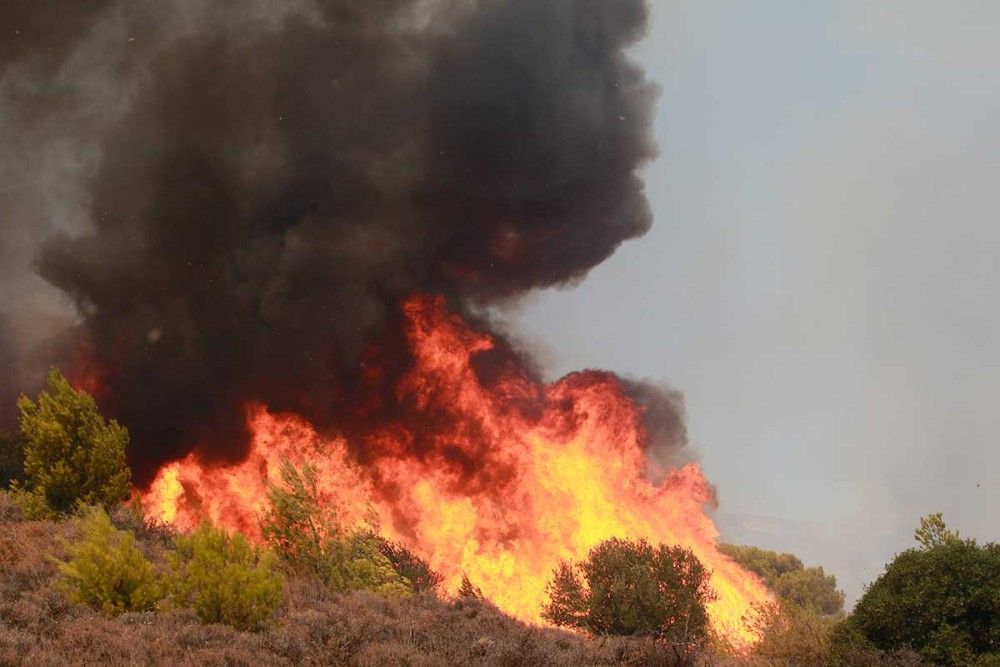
top-left (3, 0), bottom-right (663, 483)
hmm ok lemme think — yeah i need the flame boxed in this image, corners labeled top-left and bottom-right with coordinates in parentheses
top-left (144, 295), bottom-right (771, 644)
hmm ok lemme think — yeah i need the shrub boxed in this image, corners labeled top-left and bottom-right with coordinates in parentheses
top-left (542, 537), bottom-right (716, 646)
top-left (11, 369), bottom-right (130, 518)
top-left (851, 545), bottom-right (1000, 664)
top-left (458, 574), bottom-right (485, 600)
top-left (51, 505), bottom-right (162, 615)
top-left (844, 515), bottom-right (1000, 666)
top-left (719, 543), bottom-right (845, 615)
top-left (260, 459), bottom-right (411, 596)
top-left (748, 601), bottom-right (836, 665)
top-left (166, 522), bottom-right (283, 631)
top-left (377, 537), bottom-right (443, 594)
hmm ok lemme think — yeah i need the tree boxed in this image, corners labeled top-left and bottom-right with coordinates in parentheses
top-left (719, 543), bottom-right (845, 615)
top-left (914, 512), bottom-right (961, 549)
top-left (52, 505), bottom-right (162, 615)
top-left (259, 459), bottom-right (411, 596)
top-left (166, 522), bottom-right (283, 631)
top-left (12, 369), bottom-right (130, 517)
top-left (845, 519), bottom-right (1000, 666)
top-left (542, 538), bottom-right (716, 645)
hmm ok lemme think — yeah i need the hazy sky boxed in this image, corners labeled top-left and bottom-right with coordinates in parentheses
top-left (509, 0), bottom-right (1000, 603)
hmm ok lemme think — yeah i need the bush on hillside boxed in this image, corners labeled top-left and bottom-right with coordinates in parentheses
top-left (166, 522), bottom-right (283, 631)
top-left (377, 537), bottom-right (444, 594)
top-left (747, 601), bottom-right (837, 666)
top-left (843, 516), bottom-right (1000, 666)
top-left (11, 369), bottom-right (130, 518)
top-left (51, 505), bottom-right (162, 615)
top-left (260, 459), bottom-right (411, 596)
top-left (719, 543), bottom-right (844, 615)
top-left (542, 538), bottom-right (716, 646)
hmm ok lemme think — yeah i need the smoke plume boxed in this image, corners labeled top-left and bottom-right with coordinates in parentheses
top-left (1, 0), bottom-right (664, 482)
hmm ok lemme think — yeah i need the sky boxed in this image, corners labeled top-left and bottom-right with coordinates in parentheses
top-left (508, 0), bottom-right (1000, 604)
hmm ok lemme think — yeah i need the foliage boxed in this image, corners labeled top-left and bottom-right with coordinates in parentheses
top-left (542, 563), bottom-right (585, 626)
top-left (0, 430), bottom-right (24, 488)
top-left (260, 459), bottom-right (410, 596)
top-left (748, 601), bottom-right (837, 665)
top-left (166, 522), bottom-right (283, 630)
top-left (828, 618), bottom-right (928, 667)
top-left (377, 537), bottom-right (444, 594)
top-left (542, 537), bottom-right (716, 645)
top-left (11, 369), bottom-right (130, 518)
top-left (458, 574), bottom-right (485, 600)
top-left (720, 543), bottom-right (845, 615)
top-left (51, 505), bottom-right (161, 615)
top-left (846, 516), bottom-right (1000, 666)
top-left (915, 512), bottom-right (961, 549)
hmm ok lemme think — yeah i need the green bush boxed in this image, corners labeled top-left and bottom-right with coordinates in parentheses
top-left (12, 369), bottom-right (130, 518)
top-left (542, 537), bottom-right (716, 646)
top-left (323, 530), bottom-right (412, 597)
top-left (166, 522), bottom-right (283, 631)
top-left (841, 514), bottom-right (1000, 666)
top-left (260, 460), bottom-right (411, 596)
top-left (719, 543), bottom-right (845, 615)
top-left (52, 505), bottom-right (162, 615)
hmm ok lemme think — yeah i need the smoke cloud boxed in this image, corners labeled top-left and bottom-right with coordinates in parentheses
top-left (2, 0), bottom-right (663, 482)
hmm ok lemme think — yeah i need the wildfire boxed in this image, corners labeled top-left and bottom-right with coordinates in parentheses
top-left (144, 295), bottom-right (772, 644)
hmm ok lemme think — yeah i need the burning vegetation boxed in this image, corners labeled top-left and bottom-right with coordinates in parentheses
top-left (141, 295), bottom-right (772, 644)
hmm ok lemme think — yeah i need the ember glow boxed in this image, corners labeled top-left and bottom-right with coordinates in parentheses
top-left (144, 295), bottom-right (772, 644)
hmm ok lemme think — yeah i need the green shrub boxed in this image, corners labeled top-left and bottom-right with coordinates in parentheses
top-left (323, 530), bottom-right (412, 597)
top-left (12, 369), bottom-right (130, 518)
top-left (52, 505), bottom-right (162, 615)
top-left (166, 522), bottom-right (283, 631)
top-left (542, 537), bottom-right (716, 646)
top-left (260, 459), bottom-right (411, 596)
top-left (377, 538), bottom-right (443, 594)
top-left (842, 514), bottom-right (1000, 666)
top-left (719, 543), bottom-right (845, 615)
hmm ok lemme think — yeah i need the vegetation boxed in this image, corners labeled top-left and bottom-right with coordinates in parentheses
top-left (4, 376), bottom-right (1000, 665)
top-left (260, 459), bottom-right (416, 596)
top-left (50, 505), bottom-right (161, 615)
top-left (377, 537), bottom-right (444, 594)
top-left (166, 522), bottom-right (283, 631)
top-left (719, 543), bottom-right (844, 615)
top-left (914, 512), bottom-right (961, 549)
top-left (840, 515), bottom-right (1000, 666)
top-left (11, 370), bottom-right (130, 518)
top-left (542, 537), bottom-right (716, 647)
top-left (746, 601), bottom-right (836, 665)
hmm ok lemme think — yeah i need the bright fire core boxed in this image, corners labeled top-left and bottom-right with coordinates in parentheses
top-left (143, 296), bottom-right (772, 644)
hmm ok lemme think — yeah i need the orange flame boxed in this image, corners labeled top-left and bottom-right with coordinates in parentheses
top-left (144, 295), bottom-right (771, 644)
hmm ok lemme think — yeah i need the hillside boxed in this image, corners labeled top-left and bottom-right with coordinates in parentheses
top-left (0, 493), bottom-right (727, 667)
